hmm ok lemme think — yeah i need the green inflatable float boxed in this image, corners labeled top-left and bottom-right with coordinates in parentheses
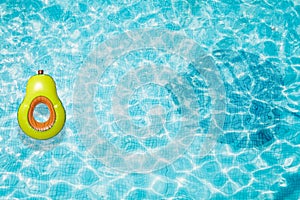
top-left (18, 70), bottom-right (65, 140)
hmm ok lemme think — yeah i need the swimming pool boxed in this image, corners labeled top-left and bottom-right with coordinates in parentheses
top-left (1, 0), bottom-right (300, 199)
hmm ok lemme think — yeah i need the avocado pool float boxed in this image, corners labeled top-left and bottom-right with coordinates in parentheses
top-left (18, 70), bottom-right (66, 140)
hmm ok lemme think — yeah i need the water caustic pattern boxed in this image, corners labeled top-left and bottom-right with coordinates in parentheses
top-left (73, 29), bottom-right (225, 173)
top-left (0, 0), bottom-right (300, 199)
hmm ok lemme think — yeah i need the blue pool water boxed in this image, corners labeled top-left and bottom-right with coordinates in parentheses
top-left (1, 0), bottom-right (300, 199)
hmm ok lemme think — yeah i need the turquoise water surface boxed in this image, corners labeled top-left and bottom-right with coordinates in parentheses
top-left (1, 0), bottom-right (300, 199)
